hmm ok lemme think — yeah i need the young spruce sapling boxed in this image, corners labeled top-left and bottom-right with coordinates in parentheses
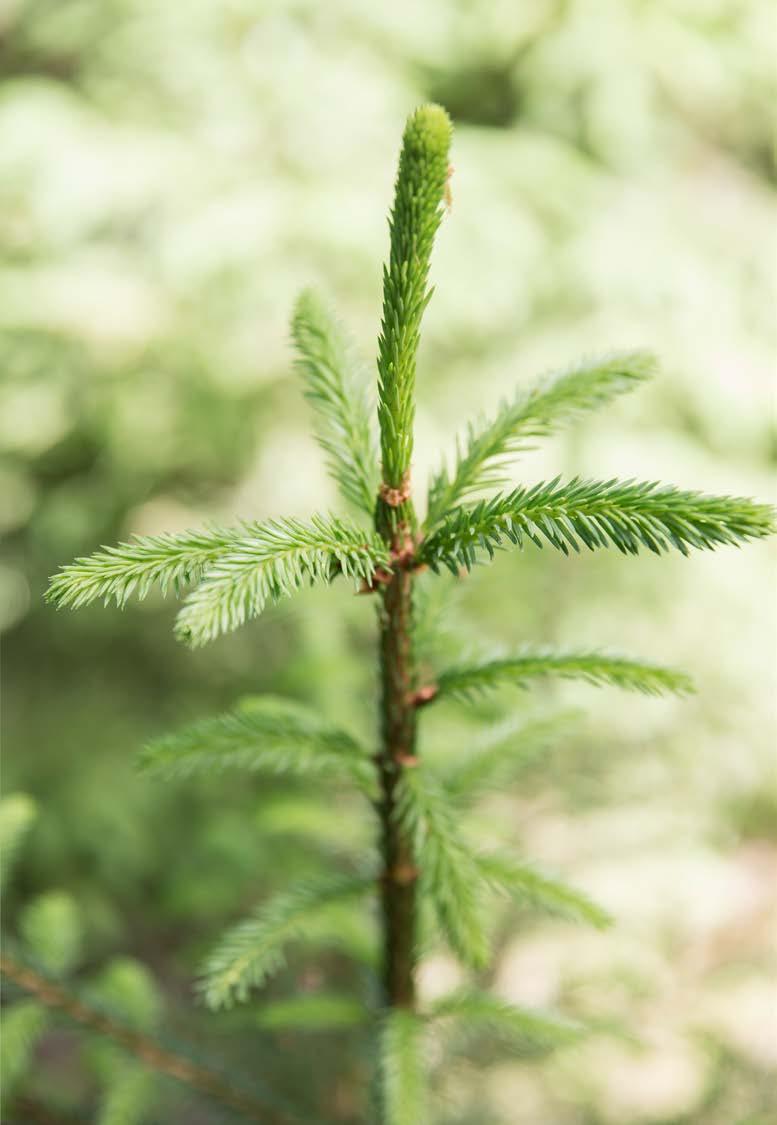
top-left (46, 105), bottom-right (775, 1123)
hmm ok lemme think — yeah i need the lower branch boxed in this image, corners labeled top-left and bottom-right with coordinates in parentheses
top-left (0, 953), bottom-right (289, 1125)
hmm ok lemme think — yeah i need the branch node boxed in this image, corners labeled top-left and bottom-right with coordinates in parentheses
top-left (383, 862), bottom-right (419, 886)
top-left (395, 752), bottom-right (419, 768)
top-left (409, 684), bottom-right (438, 708)
top-left (379, 473), bottom-right (411, 508)
top-left (357, 567), bottom-right (393, 594)
top-left (390, 532), bottom-right (416, 568)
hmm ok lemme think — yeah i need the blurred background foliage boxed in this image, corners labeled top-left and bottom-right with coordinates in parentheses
top-left (1, 0), bottom-right (775, 1121)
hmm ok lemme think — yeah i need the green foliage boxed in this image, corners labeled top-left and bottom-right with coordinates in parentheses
top-left (300, 899), bottom-right (379, 969)
top-left (429, 990), bottom-right (582, 1054)
top-left (475, 853), bottom-right (612, 929)
top-left (254, 792), bottom-right (372, 854)
top-left (89, 957), bottom-right (162, 1032)
top-left (173, 516), bottom-right (389, 647)
top-left (412, 572), bottom-right (468, 673)
top-left (97, 1063), bottom-right (156, 1125)
top-left (141, 695), bottom-right (374, 795)
top-left (426, 351), bottom-right (655, 525)
top-left (199, 872), bottom-right (375, 1010)
top-left (441, 711), bottom-right (579, 803)
top-left (19, 890), bottom-right (83, 977)
top-left (396, 765), bottom-right (489, 968)
top-left (0, 1001), bottom-right (48, 1108)
top-left (434, 650), bottom-right (693, 702)
top-left (46, 525), bottom-right (251, 609)
top-left (47, 516), bottom-right (389, 648)
top-left (79, 958), bottom-right (164, 1121)
top-left (421, 477), bottom-right (776, 572)
top-left (255, 992), bottom-right (368, 1031)
top-left (1, 948), bottom-right (285, 1124)
top-left (85, 959), bottom-right (161, 1125)
top-left (292, 289), bottom-right (380, 515)
top-left (378, 1010), bottom-right (427, 1125)
top-left (377, 104), bottom-right (452, 491)
top-left (0, 793), bottom-right (37, 891)
top-left (38, 95), bottom-right (776, 1125)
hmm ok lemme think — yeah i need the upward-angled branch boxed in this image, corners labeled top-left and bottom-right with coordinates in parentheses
top-left (426, 351), bottom-right (655, 526)
top-left (292, 289), bottom-right (380, 515)
top-left (440, 710), bottom-right (579, 804)
top-left (420, 477), bottom-right (776, 572)
top-left (377, 105), bottom-right (452, 501)
top-left (433, 650), bottom-right (693, 702)
top-left (198, 873), bottom-right (375, 1011)
top-left (428, 990), bottom-right (582, 1054)
top-left (474, 853), bottom-right (612, 930)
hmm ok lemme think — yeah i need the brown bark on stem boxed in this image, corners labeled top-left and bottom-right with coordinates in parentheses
top-left (376, 504), bottom-right (419, 1010)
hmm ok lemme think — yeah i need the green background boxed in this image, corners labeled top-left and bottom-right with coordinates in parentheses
top-left (2, 0), bottom-right (775, 1121)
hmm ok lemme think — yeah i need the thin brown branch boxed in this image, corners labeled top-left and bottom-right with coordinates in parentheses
top-left (0, 953), bottom-right (290, 1124)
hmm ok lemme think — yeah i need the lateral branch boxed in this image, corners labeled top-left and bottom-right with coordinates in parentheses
top-left (0, 953), bottom-right (292, 1125)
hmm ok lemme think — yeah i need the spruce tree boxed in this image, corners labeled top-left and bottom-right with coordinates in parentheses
top-left (43, 105), bottom-right (775, 1122)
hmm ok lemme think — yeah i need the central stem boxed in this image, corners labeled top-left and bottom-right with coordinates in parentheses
top-left (372, 102), bottom-right (451, 1015)
top-left (377, 513), bottom-right (418, 1009)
